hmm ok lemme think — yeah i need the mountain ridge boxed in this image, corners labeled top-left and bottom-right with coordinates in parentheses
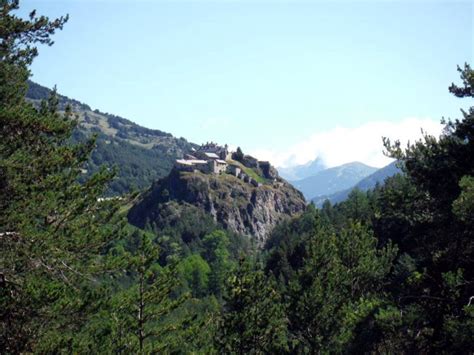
top-left (26, 81), bottom-right (196, 195)
top-left (312, 161), bottom-right (402, 206)
top-left (289, 161), bottom-right (377, 200)
top-left (278, 157), bottom-right (326, 181)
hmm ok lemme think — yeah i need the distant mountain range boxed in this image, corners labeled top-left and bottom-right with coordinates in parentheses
top-left (25, 81), bottom-right (403, 245)
top-left (278, 158), bottom-right (326, 181)
top-left (26, 81), bottom-right (195, 195)
top-left (26, 81), bottom-right (401, 209)
top-left (288, 162), bottom-right (378, 200)
top-left (311, 161), bottom-right (402, 206)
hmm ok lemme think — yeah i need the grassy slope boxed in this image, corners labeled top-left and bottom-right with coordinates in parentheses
top-left (226, 159), bottom-right (268, 184)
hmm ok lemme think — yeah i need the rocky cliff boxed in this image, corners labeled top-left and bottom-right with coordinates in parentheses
top-left (128, 169), bottom-right (306, 245)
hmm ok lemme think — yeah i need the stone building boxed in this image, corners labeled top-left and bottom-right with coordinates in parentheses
top-left (175, 142), bottom-right (232, 174)
top-left (175, 159), bottom-right (210, 173)
top-left (196, 151), bottom-right (220, 161)
top-left (175, 142), bottom-right (273, 185)
top-left (210, 159), bottom-right (228, 174)
top-left (227, 164), bottom-right (241, 177)
top-left (197, 142), bottom-right (230, 160)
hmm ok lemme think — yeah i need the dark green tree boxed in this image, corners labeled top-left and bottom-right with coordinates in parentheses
top-left (452, 175), bottom-right (474, 223)
top-left (288, 222), bottom-right (396, 353)
top-left (0, 2), bottom-right (125, 352)
top-left (0, 0), bottom-right (68, 107)
top-left (217, 258), bottom-right (288, 354)
top-left (263, 205), bottom-right (319, 286)
top-left (232, 147), bottom-right (244, 162)
top-left (105, 233), bottom-right (190, 354)
top-left (178, 254), bottom-right (211, 297)
top-left (375, 63), bottom-right (474, 352)
top-left (202, 230), bottom-right (233, 299)
top-left (340, 188), bottom-right (372, 224)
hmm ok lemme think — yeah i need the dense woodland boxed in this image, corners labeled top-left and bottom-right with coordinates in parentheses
top-left (1, 2), bottom-right (473, 353)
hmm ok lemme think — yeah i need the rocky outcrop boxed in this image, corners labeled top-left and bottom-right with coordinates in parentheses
top-left (241, 155), bottom-right (259, 169)
top-left (128, 169), bottom-right (306, 246)
top-left (259, 161), bottom-right (279, 180)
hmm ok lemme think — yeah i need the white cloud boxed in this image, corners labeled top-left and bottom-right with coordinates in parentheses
top-left (250, 117), bottom-right (444, 168)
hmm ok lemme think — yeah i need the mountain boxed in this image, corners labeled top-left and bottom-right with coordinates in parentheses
top-left (290, 162), bottom-right (378, 200)
top-left (277, 157), bottom-right (326, 181)
top-left (26, 81), bottom-right (195, 195)
top-left (128, 161), bottom-right (306, 246)
top-left (312, 161), bottom-right (402, 206)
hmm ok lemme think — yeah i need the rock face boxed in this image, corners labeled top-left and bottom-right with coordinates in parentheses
top-left (259, 161), bottom-right (279, 180)
top-left (128, 169), bottom-right (306, 246)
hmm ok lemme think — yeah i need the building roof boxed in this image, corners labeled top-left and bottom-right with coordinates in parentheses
top-left (216, 159), bottom-right (227, 164)
top-left (204, 152), bottom-right (219, 159)
top-left (176, 159), bottom-right (208, 165)
top-left (176, 159), bottom-right (193, 166)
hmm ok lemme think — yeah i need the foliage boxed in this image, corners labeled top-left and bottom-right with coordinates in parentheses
top-left (263, 204), bottom-right (320, 285)
top-left (0, 3), bottom-right (200, 353)
top-left (178, 254), bottom-right (211, 298)
top-left (217, 258), bottom-right (288, 354)
top-left (263, 62), bottom-right (474, 353)
top-left (0, 1), bottom-right (67, 107)
top-left (452, 175), bottom-right (474, 223)
top-left (374, 63), bottom-right (474, 352)
top-left (0, 2), bottom-right (125, 352)
top-left (104, 233), bottom-right (190, 353)
top-left (26, 81), bottom-right (195, 197)
top-left (202, 230), bottom-right (234, 299)
top-left (232, 146), bottom-right (244, 162)
top-left (286, 222), bottom-right (396, 353)
top-left (2, 1), bottom-right (473, 353)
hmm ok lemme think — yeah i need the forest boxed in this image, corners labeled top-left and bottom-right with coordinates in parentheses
top-left (1, 2), bottom-right (473, 353)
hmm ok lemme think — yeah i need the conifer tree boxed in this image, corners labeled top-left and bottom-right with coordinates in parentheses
top-left (0, 1), bottom-right (125, 351)
top-left (203, 230), bottom-right (233, 299)
top-left (232, 147), bottom-right (244, 162)
top-left (217, 258), bottom-right (288, 354)
top-left (288, 222), bottom-right (396, 353)
top-left (106, 232), bottom-right (190, 354)
top-left (376, 63), bottom-right (474, 352)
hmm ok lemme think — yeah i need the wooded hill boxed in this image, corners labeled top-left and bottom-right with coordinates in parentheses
top-left (26, 81), bottom-right (196, 195)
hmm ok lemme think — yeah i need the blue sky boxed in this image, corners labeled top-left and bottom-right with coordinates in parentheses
top-left (21, 0), bottom-right (473, 167)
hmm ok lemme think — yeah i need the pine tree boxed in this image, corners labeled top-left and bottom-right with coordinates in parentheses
top-left (0, 0), bottom-right (68, 107)
top-left (217, 258), bottom-right (288, 354)
top-left (0, 2), bottom-right (125, 352)
top-left (375, 63), bottom-right (474, 352)
top-left (106, 233), bottom-right (190, 354)
top-left (203, 230), bottom-right (233, 299)
top-left (288, 222), bottom-right (396, 353)
top-left (232, 147), bottom-right (244, 162)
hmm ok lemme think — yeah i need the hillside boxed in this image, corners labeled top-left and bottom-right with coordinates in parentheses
top-left (289, 162), bottom-right (377, 200)
top-left (128, 165), bottom-right (306, 246)
top-left (312, 161), bottom-right (402, 206)
top-left (26, 81), bottom-right (195, 195)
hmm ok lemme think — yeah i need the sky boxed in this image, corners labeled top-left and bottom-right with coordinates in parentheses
top-left (21, 0), bottom-right (473, 168)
